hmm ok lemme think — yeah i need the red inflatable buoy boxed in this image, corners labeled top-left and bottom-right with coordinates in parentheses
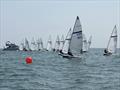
top-left (25, 57), bottom-right (32, 64)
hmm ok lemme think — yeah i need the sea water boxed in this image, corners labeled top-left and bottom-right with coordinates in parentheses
top-left (0, 49), bottom-right (120, 90)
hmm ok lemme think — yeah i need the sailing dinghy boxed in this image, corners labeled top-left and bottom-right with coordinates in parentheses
top-left (46, 35), bottom-right (52, 51)
top-left (60, 16), bottom-right (83, 58)
top-left (59, 28), bottom-right (72, 56)
top-left (59, 35), bottom-right (65, 51)
top-left (104, 25), bottom-right (117, 56)
top-left (22, 38), bottom-right (31, 51)
top-left (87, 35), bottom-right (92, 51)
top-left (53, 35), bottom-right (60, 52)
top-left (31, 38), bottom-right (37, 51)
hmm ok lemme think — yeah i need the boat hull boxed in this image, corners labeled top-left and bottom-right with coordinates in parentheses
top-left (103, 53), bottom-right (112, 56)
top-left (59, 53), bottom-right (82, 59)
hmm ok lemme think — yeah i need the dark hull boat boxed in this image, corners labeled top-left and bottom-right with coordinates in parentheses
top-left (3, 41), bottom-right (19, 51)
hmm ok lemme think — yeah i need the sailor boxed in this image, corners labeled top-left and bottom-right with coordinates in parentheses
top-left (80, 49), bottom-right (83, 54)
top-left (104, 49), bottom-right (108, 54)
top-left (53, 48), bottom-right (55, 51)
top-left (68, 49), bottom-right (73, 56)
top-left (104, 49), bottom-right (112, 55)
top-left (59, 50), bottom-right (63, 54)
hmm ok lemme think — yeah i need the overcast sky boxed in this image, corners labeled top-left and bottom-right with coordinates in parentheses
top-left (0, 0), bottom-right (120, 48)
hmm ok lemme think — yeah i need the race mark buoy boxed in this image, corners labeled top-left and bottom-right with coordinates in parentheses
top-left (25, 57), bottom-right (32, 64)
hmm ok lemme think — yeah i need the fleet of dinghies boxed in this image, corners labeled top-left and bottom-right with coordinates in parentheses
top-left (2, 16), bottom-right (119, 57)
top-left (59, 16), bottom-right (92, 58)
top-left (18, 16), bottom-right (92, 56)
top-left (20, 38), bottom-right (44, 51)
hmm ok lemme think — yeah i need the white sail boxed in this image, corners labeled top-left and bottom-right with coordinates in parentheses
top-left (25, 38), bottom-right (31, 50)
top-left (59, 35), bottom-right (65, 51)
top-left (82, 34), bottom-right (88, 52)
top-left (69, 16), bottom-right (83, 56)
top-left (62, 28), bottom-right (72, 54)
top-left (31, 38), bottom-right (36, 50)
top-left (36, 38), bottom-right (41, 50)
top-left (40, 38), bottom-right (44, 50)
top-left (88, 35), bottom-right (92, 50)
top-left (20, 39), bottom-right (25, 50)
top-left (46, 35), bottom-right (52, 51)
top-left (54, 35), bottom-right (60, 51)
top-left (107, 25), bottom-right (117, 53)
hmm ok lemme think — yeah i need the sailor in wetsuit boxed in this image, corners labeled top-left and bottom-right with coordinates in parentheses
top-left (104, 49), bottom-right (108, 54)
top-left (104, 49), bottom-right (112, 55)
top-left (80, 49), bottom-right (83, 54)
top-left (59, 50), bottom-right (63, 54)
top-left (53, 48), bottom-right (55, 52)
top-left (68, 49), bottom-right (73, 56)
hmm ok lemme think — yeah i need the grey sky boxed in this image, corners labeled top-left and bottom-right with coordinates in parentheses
top-left (0, 0), bottom-right (120, 48)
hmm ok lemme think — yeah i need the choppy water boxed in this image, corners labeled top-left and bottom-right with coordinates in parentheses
top-left (0, 49), bottom-right (120, 90)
